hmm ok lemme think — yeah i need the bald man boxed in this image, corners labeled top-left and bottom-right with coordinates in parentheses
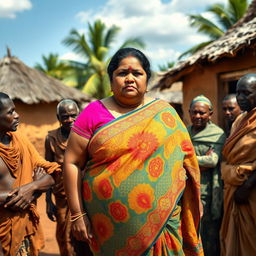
top-left (222, 94), bottom-right (242, 136)
top-left (45, 99), bottom-right (79, 255)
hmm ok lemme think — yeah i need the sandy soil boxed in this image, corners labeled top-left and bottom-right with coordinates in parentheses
top-left (37, 193), bottom-right (60, 256)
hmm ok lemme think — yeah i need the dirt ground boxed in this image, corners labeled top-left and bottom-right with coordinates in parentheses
top-left (37, 193), bottom-right (60, 256)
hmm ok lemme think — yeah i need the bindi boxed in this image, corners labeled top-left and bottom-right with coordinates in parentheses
top-left (128, 66), bottom-right (133, 72)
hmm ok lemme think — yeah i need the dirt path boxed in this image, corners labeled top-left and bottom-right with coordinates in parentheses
top-left (37, 193), bottom-right (60, 256)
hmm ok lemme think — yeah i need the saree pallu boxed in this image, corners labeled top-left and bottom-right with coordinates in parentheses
top-left (82, 99), bottom-right (203, 256)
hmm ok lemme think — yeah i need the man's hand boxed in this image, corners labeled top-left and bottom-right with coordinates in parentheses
top-left (4, 183), bottom-right (36, 210)
top-left (46, 196), bottom-right (57, 221)
top-left (33, 167), bottom-right (46, 180)
top-left (234, 183), bottom-right (251, 204)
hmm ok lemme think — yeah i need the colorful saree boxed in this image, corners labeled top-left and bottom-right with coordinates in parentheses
top-left (81, 99), bottom-right (203, 256)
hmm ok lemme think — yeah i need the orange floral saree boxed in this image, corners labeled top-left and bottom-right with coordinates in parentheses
top-left (82, 99), bottom-right (203, 256)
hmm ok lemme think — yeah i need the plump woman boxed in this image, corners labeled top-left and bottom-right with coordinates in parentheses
top-left (64, 48), bottom-right (203, 256)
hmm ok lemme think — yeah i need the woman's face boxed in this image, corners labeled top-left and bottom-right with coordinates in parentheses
top-left (189, 102), bottom-right (212, 130)
top-left (111, 56), bottom-right (147, 102)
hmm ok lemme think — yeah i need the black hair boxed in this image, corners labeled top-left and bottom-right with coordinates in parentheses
top-left (0, 92), bottom-right (11, 111)
top-left (107, 48), bottom-right (151, 82)
top-left (222, 94), bottom-right (237, 101)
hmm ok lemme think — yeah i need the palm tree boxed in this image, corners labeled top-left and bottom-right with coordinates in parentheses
top-left (179, 0), bottom-right (248, 59)
top-left (158, 61), bottom-right (175, 72)
top-left (35, 53), bottom-right (71, 80)
top-left (62, 19), bottom-right (145, 99)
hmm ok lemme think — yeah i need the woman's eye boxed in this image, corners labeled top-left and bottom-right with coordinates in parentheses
top-left (118, 72), bottom-right (127, 76)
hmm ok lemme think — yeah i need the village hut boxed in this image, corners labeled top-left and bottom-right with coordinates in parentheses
top-left (0, 51), bottom-right (93, 155)
top-left (158, 0), bottom-right (256, 126)
top-left (146, 73), bottom-right (183, 118)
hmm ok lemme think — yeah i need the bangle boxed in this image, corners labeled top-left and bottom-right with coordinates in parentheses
top-left (70, 212), bottom-right (87, 222)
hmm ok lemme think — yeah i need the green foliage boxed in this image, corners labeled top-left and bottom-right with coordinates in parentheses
top-left (158, 61), bottom-right (175, 72)
top-left (62, 19), bottom-right (145, 99)
top-left (180, 0), bottom-right (248, 59)
top-left (34, 53), bottom-right (71, 80)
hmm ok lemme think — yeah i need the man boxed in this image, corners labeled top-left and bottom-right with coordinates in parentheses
top-left (188, 95), bottom-right (226, 256)
top-left (0, 92), bottom-right (60, 255)
top-left (222, 94), bottom-right (242, 136)
top-left (45, 99), bottom-right (91, 256)
top-left (221, 74), bottom-right (256, 255)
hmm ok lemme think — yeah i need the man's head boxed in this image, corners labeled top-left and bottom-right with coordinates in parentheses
top-left (189, 95), bottom-right (213, 131)
top-left (57, 99), bottom-right (79, 132)
top-left (222, 94), bottom-right (241, 123)
top-left (236, 74), bottom-right (256, 112)
top-left (0, 92), bottom-right (19, 133)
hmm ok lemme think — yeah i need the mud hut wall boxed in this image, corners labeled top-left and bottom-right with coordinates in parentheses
top-left (14, 101), bottom-right (59, 156)
top-left (182, 50), bottom-right (256, 127)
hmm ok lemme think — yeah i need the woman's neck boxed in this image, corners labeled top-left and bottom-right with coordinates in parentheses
top-left (111, 96), bottom-right (145, 110)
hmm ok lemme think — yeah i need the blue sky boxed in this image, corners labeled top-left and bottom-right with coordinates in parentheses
top-left (0, 0), bottom-right (228, 69)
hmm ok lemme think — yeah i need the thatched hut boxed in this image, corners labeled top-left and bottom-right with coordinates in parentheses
top-left (147, 73), bottom-right (183, 118)
top-left (158, 0), bottom-right (256, 126)
top-left (0, 53), bottom-right (92, 155)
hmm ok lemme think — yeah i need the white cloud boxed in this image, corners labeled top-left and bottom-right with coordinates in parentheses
top-left (0, 0), bottom-right (32, 18)
top-left (75, 0), bottom-right (225, 69)
top-left (60, 52), bottom-right (84, 63)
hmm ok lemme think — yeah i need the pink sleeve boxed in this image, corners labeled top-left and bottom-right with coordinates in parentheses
top-left (72, 102), bottom-right (98, 139)
top-left (72, 100), bottom-right (115, 140)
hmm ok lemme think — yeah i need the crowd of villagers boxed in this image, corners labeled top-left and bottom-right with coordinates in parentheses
top-left (0, 47), bottom-right (256, 256)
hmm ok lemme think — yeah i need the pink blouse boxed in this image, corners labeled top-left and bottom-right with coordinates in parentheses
top-left (72, 100), bottom-right (115, 140)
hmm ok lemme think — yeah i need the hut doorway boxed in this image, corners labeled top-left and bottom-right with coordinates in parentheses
top-left (217, 68), bottom-right (256, 127)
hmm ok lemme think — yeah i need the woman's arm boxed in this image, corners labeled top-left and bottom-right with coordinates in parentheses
top-left (63, 131), bottom-right (93, 241)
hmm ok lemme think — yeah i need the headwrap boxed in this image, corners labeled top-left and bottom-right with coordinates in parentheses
top-left (190, 95), bottom-right (213, 110)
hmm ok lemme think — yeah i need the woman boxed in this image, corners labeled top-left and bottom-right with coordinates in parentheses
top-left (64, 48), bottom-right (203, 256)
top-left (188, 95), bottom-right (226, 256)
top-left (221, 74), bottom-right (256, 255)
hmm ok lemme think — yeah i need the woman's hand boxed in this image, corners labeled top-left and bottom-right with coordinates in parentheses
top-left (4, 183), bottom-right (36, 210)
top-left (71, 214), bottom-right (93, 242)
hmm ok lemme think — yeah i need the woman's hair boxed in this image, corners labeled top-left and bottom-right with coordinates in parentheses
top-left (107, 48), bottom-right (151, 82)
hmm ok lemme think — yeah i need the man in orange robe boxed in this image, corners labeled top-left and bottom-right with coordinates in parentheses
top-left (0, 92), bottom-right (60, 256)
top-left (45, 99), bottom-right (78, 255)
top-left (221, 74), bottom-right (256, 256)
top-left (45, 99), bottom-right (92, 256)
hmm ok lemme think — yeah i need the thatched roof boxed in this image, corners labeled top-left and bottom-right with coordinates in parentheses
top-left (158, 0), bottom-right (256, 89)
top-left (0, 55), bottom-right (92, 104)
top-left (147, 73), bottom-right (182, 104)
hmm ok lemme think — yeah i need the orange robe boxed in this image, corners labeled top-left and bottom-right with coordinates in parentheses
top-left (0, 131), bottom-right (60, 256)
top-left (221, 109), bottom-right (256, 256)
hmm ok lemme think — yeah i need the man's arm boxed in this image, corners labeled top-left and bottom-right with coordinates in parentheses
top-left (4, 173), bottom-right (55, 210)
top-left (44, 135), bottom-right (57, 221)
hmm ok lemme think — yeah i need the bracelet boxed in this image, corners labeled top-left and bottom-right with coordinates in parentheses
top-left (70, 212), bottom-right (87, 222)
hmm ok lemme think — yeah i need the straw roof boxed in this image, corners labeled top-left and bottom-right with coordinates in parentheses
top-left (158, 0), bottom-right (256, 89)
top-left (147, 73), bottom-right (182, 104)
top-left (0, 55), bottom-right (92, 104)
